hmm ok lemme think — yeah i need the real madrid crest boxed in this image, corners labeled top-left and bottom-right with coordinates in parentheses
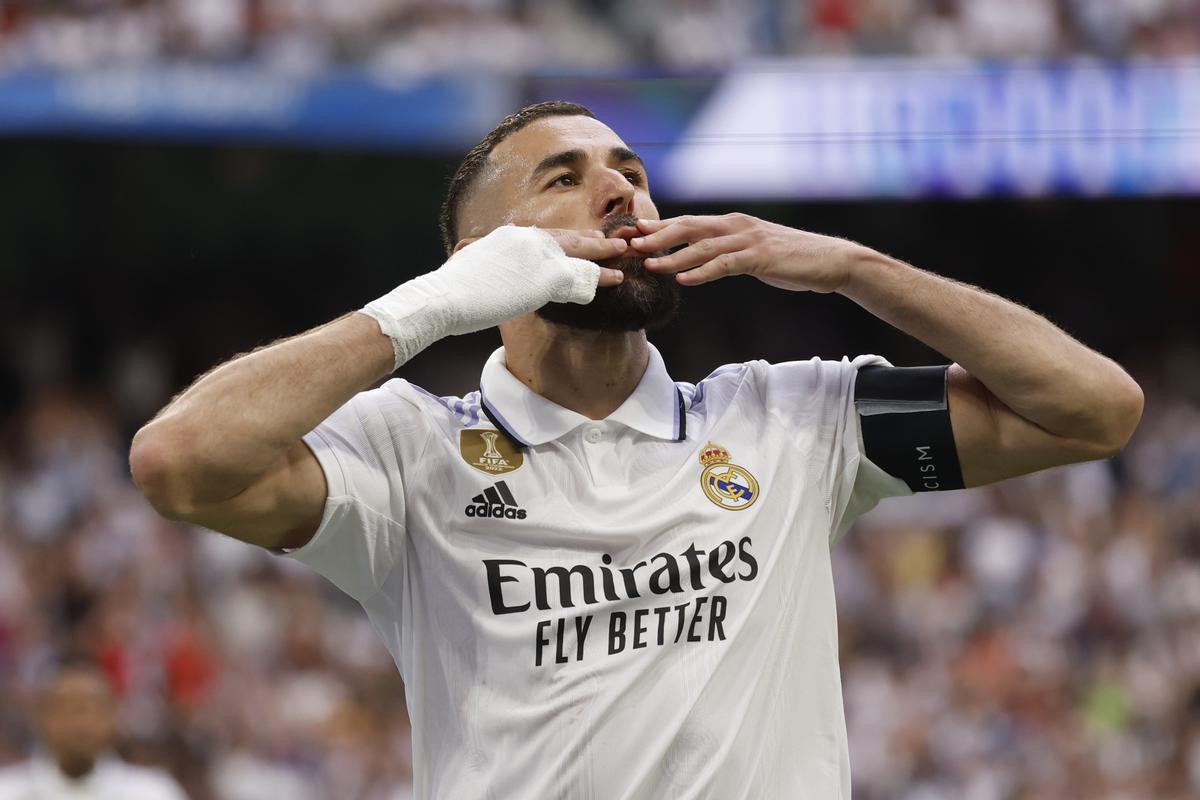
top-left (698, 442), bottom-right (759, 511)
top-left (460, 429), bottom-right (523, 475)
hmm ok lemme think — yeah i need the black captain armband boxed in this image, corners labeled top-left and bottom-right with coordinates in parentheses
top-left (854, 365), bottom-right (965, 492)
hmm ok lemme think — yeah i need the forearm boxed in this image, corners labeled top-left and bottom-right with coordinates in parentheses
top-left (130, 225), bottom-right (616, 511)
top-left (132, 311), bottom-right (394, 505)
top-left (837, 249), bottom-right (1143, 444)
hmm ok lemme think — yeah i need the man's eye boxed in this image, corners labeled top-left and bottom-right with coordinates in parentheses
top-left (550, 173), bottom-right (577, 187)
top-left (622, 170), bottom-right (644, 186)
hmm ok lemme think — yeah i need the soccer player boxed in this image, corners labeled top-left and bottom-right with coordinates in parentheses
top-left (129, 101), bottom-right (1143, 798)
top-left (0, 659), bottom-right (188, 800)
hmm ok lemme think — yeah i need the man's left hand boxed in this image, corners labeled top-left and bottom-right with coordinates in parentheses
top-left (630, 213), bottom-right (867, 293)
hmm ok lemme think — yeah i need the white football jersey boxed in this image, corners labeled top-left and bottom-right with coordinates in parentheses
top-left (283, 344), bottom-right (912, 799)
top-left (0, 756), bottom-right (187, 800)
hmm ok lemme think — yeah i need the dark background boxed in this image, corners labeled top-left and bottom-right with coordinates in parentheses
top-left (5, 1), bottom-right (1200, 796)
top-left (2, 136), bottom-right (1199, 800)
top-left (3, 139), bottom-right (1195, 419)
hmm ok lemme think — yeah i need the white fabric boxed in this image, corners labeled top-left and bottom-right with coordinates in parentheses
top-left (360, 225), bottom-right (600, 370)
top-left (285, 344), bottom-right (913, 798)
top-left (479, 341), bottom-right (681, 446)
top-left (0, 756), bottom-right (187, 800)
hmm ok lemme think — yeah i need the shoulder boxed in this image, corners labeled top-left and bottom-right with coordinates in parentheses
top-left (681, 355), bottom-right (892, 413)
top-left (755, 353), bottom-right (891, 386)
top-left (396, 381), bottom-right (486, 430)
top-left (678, 361), bottom-right (755, 414)
top-left (103, 762), bottom-right (187, 800)
top-left (0, 762), bottom-right (33, 798)
top-left (352, 379), bottom-right (485, 431)
top-left (317, 380), bottom-right (485, 456)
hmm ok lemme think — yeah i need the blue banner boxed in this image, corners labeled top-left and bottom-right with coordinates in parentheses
top-left (5, 60), bottom-right (1200, 198)
top-left (0, 66), bottom-right (514, 150)
top-left (661, 59), bottom-right (1200, 199)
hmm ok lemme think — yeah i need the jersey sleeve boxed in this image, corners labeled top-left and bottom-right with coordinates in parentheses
top-left (280, 384), bottom-right (418, 603)
top-left (135, 768), bottom-right (190, 800)
top-left (0, 765), bottom-right (31, 800)
top-left (759, 355), bottom-right (914, 545)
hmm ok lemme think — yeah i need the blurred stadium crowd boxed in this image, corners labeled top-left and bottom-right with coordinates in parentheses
top-left (1, 0), bottom-right (1199, 74)
top-left (0, 333), bottom-right (1195, 799)
top-left (0, 344), bottom-right (414, 799)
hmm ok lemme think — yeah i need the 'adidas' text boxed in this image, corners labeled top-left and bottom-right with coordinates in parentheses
top-left (465, 480), bottom-right (528, 520)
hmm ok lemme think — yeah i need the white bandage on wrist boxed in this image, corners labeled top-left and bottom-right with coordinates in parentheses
top-left (359, 225), bottom-right (601, 371)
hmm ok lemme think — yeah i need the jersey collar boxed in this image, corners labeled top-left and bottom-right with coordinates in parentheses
top-left (31, 753), bottom-right (117, 791)
top-left (479, 343), bottom-right (686, 447)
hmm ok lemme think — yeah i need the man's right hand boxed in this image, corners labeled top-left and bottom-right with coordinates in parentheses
top-left (130, 227), bottom-right (628, 551)
top-left (455, 226), bottom-right (628, 287)
top-left (360, 225), bottom-right (629, 370)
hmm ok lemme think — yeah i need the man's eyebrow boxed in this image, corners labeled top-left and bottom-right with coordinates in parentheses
top-left (529, 146), bottom-right (646, 184)
top-left (530, 149), bottom-right (586, 182)
top-left (610, 146), bottom-right (645, 170)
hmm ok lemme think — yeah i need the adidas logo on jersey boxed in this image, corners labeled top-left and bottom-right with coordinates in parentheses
top-left (465, 480), bottom-right (527, 520)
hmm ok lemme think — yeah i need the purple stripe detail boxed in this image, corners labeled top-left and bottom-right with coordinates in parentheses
top-left (409, 384), bottom-right (455, 412)
top-left (690, 363), bottom-right (745, 409)
top-left (479, 392), bottom-right (533, 447)
top-left (462, 391), bottom-right (481, 427)
top-left (410, 384), bottom-right (484, 427)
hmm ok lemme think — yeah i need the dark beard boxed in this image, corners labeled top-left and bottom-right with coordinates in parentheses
top-left (536, 213), bottom-right (681, 332)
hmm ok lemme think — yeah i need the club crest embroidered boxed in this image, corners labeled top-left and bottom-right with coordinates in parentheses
top-left (460, 429), bottom-right (524, 475)
top-left (699, 442), bottom-right (760, 511)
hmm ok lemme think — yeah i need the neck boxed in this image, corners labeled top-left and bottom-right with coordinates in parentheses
top-left (55, 755), bottom-right (96, 781)
top-left (499, 317), bottom-right (649, 420)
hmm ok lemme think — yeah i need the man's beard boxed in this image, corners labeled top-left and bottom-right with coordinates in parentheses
top-left (536, 213), bottom-right (680, 332)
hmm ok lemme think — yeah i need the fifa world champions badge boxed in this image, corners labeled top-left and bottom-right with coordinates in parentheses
top-left (699, 442), bottom-right (760, 511)
top-left (460, 429), bottom-right (524, 475)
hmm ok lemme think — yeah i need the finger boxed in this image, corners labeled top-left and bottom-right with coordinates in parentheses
top-left (607, 224), bottom-right (640, 241)
top-left (676, 251), bottom-right (747, 286)
top-left (644, 234), bottom-right (746, 274)
top-left (560, 236), bottom-right (629, 261)
top-left (547, 228), bottom-right (604, 239)
top-left (634, 217), bottom-right (677, 233)
top-left (541, 227), bottom-right (605, 252)
top-left (597, 267), bottom-right (625, 288)
top-left (630, 216), bottom-right (717, 253)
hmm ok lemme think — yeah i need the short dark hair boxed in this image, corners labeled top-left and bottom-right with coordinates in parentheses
top-left (438, 100), bottom-right (596, 255)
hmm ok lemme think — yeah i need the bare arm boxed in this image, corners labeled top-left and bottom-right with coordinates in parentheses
top-left (129, 312), bottom-right (395, 547)
top-left (130, 227), bottom-right (630, 550)
top-left (837, 252), bottom-right (1144, 485)
top-left (631, 213), bottom-right (1144, 486)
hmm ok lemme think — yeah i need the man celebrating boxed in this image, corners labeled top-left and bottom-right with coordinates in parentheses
top-left (129, 101), bottom-right (1143, 798)
top-left (0, 660), bottom-right (187, 800)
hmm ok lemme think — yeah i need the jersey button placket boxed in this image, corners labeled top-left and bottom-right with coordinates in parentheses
top-left (579, 424), bottom-right (614, 486)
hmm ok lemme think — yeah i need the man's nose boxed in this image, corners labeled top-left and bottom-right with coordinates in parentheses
top-left (596, 171), bottom-right (635, 219)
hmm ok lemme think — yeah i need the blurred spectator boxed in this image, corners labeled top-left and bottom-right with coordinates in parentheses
top-left (0, 373), bottom-right (414, 799)
top-left (2, 0), bottom-right (1200, 75)
top-left (0, 334), bottom-right (1197, 797)
top-left (0, 658), bottom-right (187, 799)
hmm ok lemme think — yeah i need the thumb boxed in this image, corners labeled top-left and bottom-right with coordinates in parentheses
top-left (555, 256), bottom-right (601, 305)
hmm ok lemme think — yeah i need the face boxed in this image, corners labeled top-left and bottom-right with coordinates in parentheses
top-left (459, 115), bottom-right (679, 331)
top-left (39, 669), bottom-right (117, 772)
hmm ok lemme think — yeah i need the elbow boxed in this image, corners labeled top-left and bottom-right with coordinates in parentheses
top-left (1091, 375), bottom-right (1145, 459)
top-left (129, 423), bottom-right (201, 521)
